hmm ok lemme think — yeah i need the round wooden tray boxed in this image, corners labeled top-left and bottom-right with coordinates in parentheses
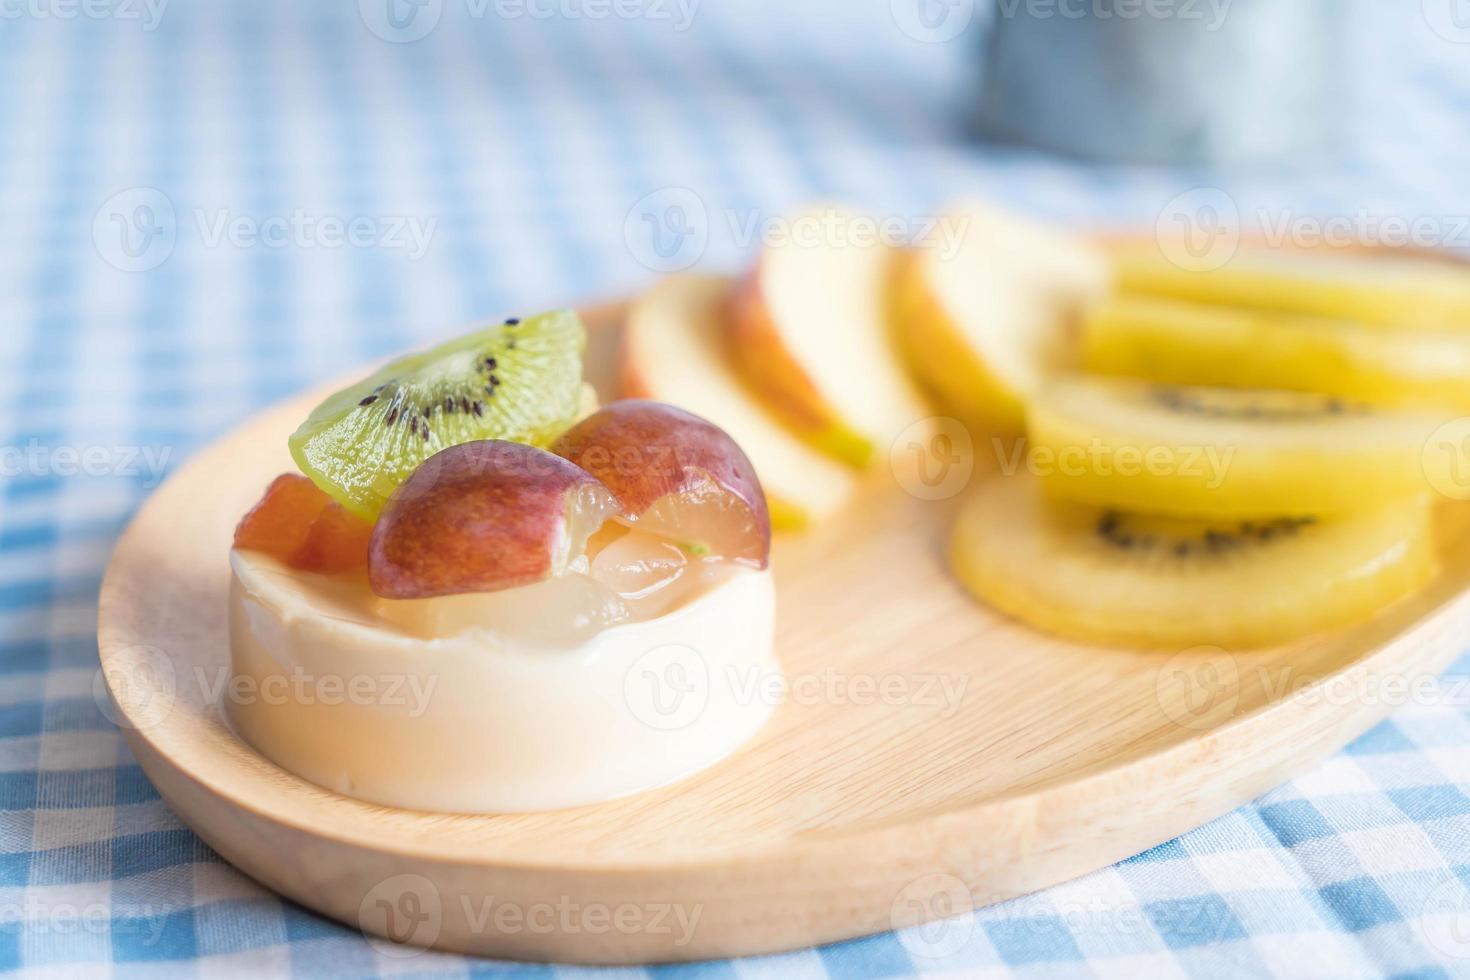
top-left (97, 303), bottom-right (1470, 964)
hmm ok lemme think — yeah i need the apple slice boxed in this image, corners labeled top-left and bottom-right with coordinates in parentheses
top-left (234, 474), bottom-right (373, 574)
top-left (549, 400), bottom-right (771, 568)
top-left (896, 200), bottom-right (1109, 435)
top-left (368, 441), bottom-right (621, 599)
top-left (727, 204), bottom-right (934, 467)
top-left (621, 274), bottom-right (855, 530)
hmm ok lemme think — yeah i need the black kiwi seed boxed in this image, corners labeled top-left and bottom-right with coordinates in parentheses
top-left (385, 407), bottom-right (399, 425)
top-left (472, 401), bottom-right (484, 417)
top-left (486, 357), bottom-right (497, 370)
top-left (460, 397), bottom-right (471, 414)
top-left (359, 394), bottom-right (378, 406)
top-left (505, 317), bottom-right (520, 326)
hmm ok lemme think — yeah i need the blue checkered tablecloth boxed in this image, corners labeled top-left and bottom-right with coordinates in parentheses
top-left (7, 0), bottom-right (1470, 976)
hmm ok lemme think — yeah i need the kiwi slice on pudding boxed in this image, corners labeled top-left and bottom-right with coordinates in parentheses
top-left (289, 311), bottom-right (586, 519)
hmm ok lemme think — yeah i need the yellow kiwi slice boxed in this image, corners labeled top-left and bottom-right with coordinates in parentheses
top-left (1028, 377), bottom-right (1450, 518)
top-left (950, 475), bottom-right (1436, 649)
top-left (1112, 243), bottom-right (1470, 328)
top-left (1082, 295), bottom-right (1470, 410)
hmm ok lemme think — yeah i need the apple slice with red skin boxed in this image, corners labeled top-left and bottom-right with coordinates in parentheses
top-left (369, 440), bottom-right (621, 600)
top-left (549, 400), bottom-right (771, 569)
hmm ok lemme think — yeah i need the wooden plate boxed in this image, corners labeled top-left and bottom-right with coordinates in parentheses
top-left (97, 302), bottom-right (1470, 965)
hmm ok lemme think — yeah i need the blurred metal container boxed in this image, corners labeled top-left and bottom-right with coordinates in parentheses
top-left (974, 0), bottom-right (1342, 167)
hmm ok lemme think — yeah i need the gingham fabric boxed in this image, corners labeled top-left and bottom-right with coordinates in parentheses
top-left (6, 0), bottom-right (1470, 976)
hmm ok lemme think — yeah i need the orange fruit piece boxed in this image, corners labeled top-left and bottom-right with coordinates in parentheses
top-left (234, 474), bottom-right (373, 573)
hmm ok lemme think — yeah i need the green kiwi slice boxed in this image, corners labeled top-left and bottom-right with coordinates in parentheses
top-left (289, 311), bottom-right (586, 519)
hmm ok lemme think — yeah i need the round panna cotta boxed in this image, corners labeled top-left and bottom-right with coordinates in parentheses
top-left (226, 537), bottom-right (778, 813)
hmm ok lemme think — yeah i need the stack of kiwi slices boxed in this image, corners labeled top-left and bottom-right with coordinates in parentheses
top-left (949, 243), bottom-right (1467, 649)
top-left (289, 310), bottom-right (590, 519)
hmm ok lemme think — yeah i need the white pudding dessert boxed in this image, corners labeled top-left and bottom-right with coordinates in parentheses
top-left (227, 534), bottom-right (778, 813)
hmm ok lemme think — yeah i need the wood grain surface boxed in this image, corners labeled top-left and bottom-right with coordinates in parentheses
top-left (96, 302), bottom-right (1470, 964)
